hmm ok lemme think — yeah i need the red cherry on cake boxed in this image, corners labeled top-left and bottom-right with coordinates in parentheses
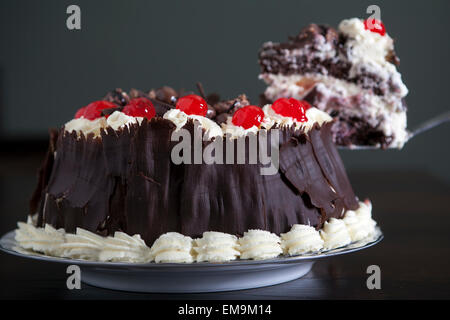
top-left (364, 19), bottom-right (386, 36)
top-left (232, 105), bottom-right (265, 129)
top-left (76, 100), bottom-right (117, 120)
top-left (296, 100), bottom-right (311, 122)
top-left (272, 98), bottom-right (294, 117)
top-left (74, 107), bottom-right (86, 119)
top-left (176, 94), bottom-right (208, 116)
top-left (122, 98), bottom-right (156, 120)
top-left (272, 98), bottom-right (310, 122)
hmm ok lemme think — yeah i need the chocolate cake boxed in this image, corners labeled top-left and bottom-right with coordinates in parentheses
top-left (15, 85), bottom-right (382, 263)
top-left (259, 18), bottom-right (409, 148)
top-left (28, 86), bottom-right (361, 249)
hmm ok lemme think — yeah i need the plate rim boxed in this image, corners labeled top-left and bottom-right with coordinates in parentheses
top-left (0, 229), bottom-right (383, 268)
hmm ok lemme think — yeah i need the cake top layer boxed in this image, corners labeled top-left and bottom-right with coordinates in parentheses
top-left (259, 17), bottom-right (401, 71)
top-left (258, 17), bottom-right (407, 97)
top-left (63, 87), bottom-right (332, 139)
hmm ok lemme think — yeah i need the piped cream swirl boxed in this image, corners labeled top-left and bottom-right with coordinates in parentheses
top-left (281, 224), bottom-right (324, 255)
top-left (320, 218), bottom-right (352, 250)
top-left (194, 231), bottom-right (240, 262)
top-left (238, 229), bottom-right (282, 260)
top-left (99, 232), bottom-right (152, 263)
top-left (149, 232), bottom-right (194, 263)
top-left (343, 200), bottom-right (377, 242)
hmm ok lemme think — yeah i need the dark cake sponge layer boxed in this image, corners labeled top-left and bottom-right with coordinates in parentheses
top-left (31, 118), bottom-right (359, 245)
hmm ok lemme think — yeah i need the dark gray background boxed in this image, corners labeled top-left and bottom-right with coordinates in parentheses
top-left (0, 0), bottom-right (449, 182)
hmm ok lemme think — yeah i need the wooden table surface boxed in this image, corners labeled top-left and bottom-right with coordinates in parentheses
top-left (1, 152), bottom-right (449, 299)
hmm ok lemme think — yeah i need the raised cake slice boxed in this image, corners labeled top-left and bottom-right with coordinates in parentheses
top-left (259, 18), bottom-right (409, 148)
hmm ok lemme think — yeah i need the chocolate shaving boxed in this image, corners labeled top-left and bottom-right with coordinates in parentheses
top-left (196, 82), bottom-right (207, 99)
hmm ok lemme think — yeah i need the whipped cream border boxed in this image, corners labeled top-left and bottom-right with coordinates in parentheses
top-left (15, 201), bottom-right (377, 263)
top-left (64, 111), bottom-right (144, 139)
top-left (64, 104), bottom-right (333, 141)
top-left (220, 105), bottom-right (332, 138)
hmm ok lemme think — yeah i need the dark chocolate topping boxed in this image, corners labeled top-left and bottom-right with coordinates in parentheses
top-left (101, 107), bottom-right (122, 117)
top-left (103, 88), bottom-right (130, 106)
top-left (212, 94), bottom-right (250, 124)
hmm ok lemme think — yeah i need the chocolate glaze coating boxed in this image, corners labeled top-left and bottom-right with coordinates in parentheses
top-left (31, 118), bottom-right (359, 245)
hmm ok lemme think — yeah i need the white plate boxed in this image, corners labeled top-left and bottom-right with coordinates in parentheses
top-left (0, 229), bottom-right (383, 293)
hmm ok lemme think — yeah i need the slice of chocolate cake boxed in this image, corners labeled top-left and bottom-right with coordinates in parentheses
top-left (259, 18), bottom-right (409, 148)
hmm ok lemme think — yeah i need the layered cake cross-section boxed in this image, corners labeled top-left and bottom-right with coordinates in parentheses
top-left (259, 18), bottom-right (409, 148)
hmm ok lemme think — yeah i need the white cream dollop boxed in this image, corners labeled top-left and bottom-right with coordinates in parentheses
top-left (320, 218), bottom-right (352, 250)
top-left (262, 104), bottom-right (332, 131)
top-left (281, 224), bottom-right (324, 255)
top-left (99, 232), bottom-right (152, 263)
top-left (149, 232), bottom-right (194, 263)
top-left (343, 200), bottom-right (377, 242)
top-left (194, 231), bottom-right (240, 262)
top-left (15, 222), bottom-right (152, 262)
top-left (15, 222), bottom-right (65, 256)
top-left (59, 228), bottom-right (104, 260)
top-left (221, 116), bottom-right (260, 139)
top-left (64, 117), bottom-right (107, 138)
top-left (339, 18), bottom-right (393, 68)
top-left (163, 109), bottom-right (223, 140)
top-left (64, 111), bottom-right (145, 138)
top-left (106, 111), bottom-right (143, 131)
top-left (238, 229), bottom-right (282, 260)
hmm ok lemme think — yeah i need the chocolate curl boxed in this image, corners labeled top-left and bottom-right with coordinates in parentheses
top-left (196, 82), bottom-right (207, 99)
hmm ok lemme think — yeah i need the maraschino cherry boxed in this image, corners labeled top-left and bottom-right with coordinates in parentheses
top-left (271, 98), bottom-right (310, 122)
top-left (232, 105), bottom-right (265, 129)
top-left (74, 101), bottom-right (117, 120)
top-left (363, 19), bottom-right (386, 36)
top-left (176, 94), bottom-right (208, 116)
top-left (122, 98), bottom-right (156, 120)
top-left (74, 107), bottom-right (86, 119)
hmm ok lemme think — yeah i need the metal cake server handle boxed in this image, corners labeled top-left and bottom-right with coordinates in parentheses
top-left (338, 111), bottom-right (450, 150)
